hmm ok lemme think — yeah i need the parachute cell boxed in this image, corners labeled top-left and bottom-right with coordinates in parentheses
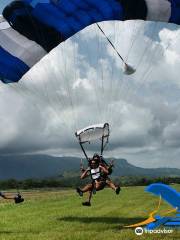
top-left (1, 0), bottom-right (180, 83)
top-left (75, 123), bottom-right (110, 160)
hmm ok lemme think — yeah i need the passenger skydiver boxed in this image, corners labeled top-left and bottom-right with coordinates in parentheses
top-left (96, 154), bottom-right (121, 194)
top-left (76, 154), bottom-right (120, 206)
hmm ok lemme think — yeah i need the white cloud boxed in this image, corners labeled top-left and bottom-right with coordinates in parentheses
top-left (1, 21), bottom-right (180, 168)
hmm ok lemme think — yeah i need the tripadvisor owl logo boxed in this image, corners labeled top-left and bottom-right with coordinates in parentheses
top-left (135, 227), bottom-right (144, 236)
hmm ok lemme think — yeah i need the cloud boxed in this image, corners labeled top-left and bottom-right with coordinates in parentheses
top-left (1, 21), bottom-right (180, 168)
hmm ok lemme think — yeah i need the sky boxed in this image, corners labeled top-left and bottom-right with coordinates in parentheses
top-left (1, 2), bottom-right (180, 168)
top-left (0, 0), bottom-right (11, 11)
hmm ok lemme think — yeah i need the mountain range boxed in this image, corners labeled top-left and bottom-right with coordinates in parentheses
top-left (0, 155), bottom-right (180, 180)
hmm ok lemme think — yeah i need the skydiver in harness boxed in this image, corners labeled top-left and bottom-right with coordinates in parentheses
top-left (0, 192), bottom-right (24, 204)
top-left (75, 123), bottom-right (121, 206)
top-left (76, 154), bottom-right (120, 206)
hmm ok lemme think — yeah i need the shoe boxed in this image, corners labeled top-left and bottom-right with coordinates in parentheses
top-left (76, 187), bottom-right (83, 197)
top-left (115, 186), bottom-right (121, 195)
top-left (82, 201), bottom-right (91, 206)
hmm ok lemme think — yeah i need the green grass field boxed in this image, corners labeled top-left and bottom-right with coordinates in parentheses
top-left (0, 186), bottom-right (180, 240)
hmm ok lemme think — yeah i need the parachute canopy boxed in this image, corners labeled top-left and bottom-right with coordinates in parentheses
top-left (146, 183), bottom-right (180, 210)
top-left (75, 123), bottom-right (110, 144)
top-left (75, 123), bottom-right (110, 160)
top-left (1, 0), bottom-right (180, 83)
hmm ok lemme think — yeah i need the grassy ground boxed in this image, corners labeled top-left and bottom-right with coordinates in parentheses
top-left (0, 185), bottom-right (180, 240)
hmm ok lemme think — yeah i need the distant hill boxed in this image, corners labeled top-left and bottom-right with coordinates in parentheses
top-left (0, 155), bottom-right (180, 180)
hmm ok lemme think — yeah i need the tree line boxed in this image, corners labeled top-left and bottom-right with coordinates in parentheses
top-left (0, 175), bottom-right (180, 190)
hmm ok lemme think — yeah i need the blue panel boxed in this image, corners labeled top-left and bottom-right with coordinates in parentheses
top-left (71, 0), bottom-right (90, 9)
top-left (108, 0), bottom-right (123, 19)
top-left (65, 17), bottom-right (83, 34)
top-left (27, 0), bottom-right (123, 38)
top-left (87, 9), bottom-right (103, 22)
top-left (0, 47), bottom-right (29, 83)
top-left (169, 0), bottom-right (180, 24)
top-left (85, 0), bottom-right (113, 19)
top-left (53, 0), bottom-right (78, 14)
top-left (74, 10), bottom-right (93, 27)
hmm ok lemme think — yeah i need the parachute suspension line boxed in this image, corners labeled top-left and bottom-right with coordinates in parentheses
top-left (107, 21), bottom-right (157, 128)
top-left (97, 24), bottom-right (105, 122)
top-left (95, 24), bottom-right (105, 122)
top-left (106, 23), bottom-right (116, 124)
top-left (53, 40), bottom-right (83, 130)
top-left (125, 22), bottom-right (178, 104)
top-left (96, 23), bottom-right (124, 62)
top-left (72, 36), bottom-right (79, 130)
top-left (108, 22), bottom-right (138, 121)
top-left (132, 22), bottom-right (168, 95)
top-left (4, 60), bottom-right (46, 117)
top-left (96, 22), bottom-right (137, 126)
top-left (122, 22), bottom-right (158, 102)
top-left (21, 9), bottom-right (56, 106)
top-left (101, 135), bottom-right (104, 155)
top-left (119, 21), bottom-right (159, 103)
top-left (49, 64), bottom-right (67, 123)
top-left (79, 142), bottom-right (89, 162)
top-left (62, 44), bottom-right (77, 132)
top-left (107, 21), bottom-right (137, 116)
top-left (35, 61), bottom-right (67, 129)
top-left (95, 22), bottom-right (120, 126)
top-left (11, 10), bottom-right (67, 127)
top-left (135, 22), bottom-right (159, 70)
top-left (27, 44), bottom-right (70, 131)
top-left (81, 24), bottom-right (103, 123)
top-left (43, 60), bottom-right (69, 130)
top-left (96, 23), bottom-right (135, 76)
top-left (37, 46), bottom-right (73, 131)
top-left (111, 22), bottom-right (140, 117)
top-left (106, 22), bottom-right (126, 109)
top-left (101, 135), bottom-right (109, 156)
top-left (52, 41), bottom-right (77, 130)
top-left (124, 20), bottom-right (139, 62)
top-left (26, 10), bottom-right (73, 131)
top-left (131, 27), bottom-right (180, 100)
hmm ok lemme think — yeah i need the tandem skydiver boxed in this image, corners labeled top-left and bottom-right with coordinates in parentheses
top-left (0, 192), bottom-right (24, 204)
top-left (76, 154), bottom-right (121, 206)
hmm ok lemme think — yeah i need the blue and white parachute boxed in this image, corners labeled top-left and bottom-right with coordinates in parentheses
top-left (1, 0), bottom-right (180, 83)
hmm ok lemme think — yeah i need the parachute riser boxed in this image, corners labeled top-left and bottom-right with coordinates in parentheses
top-left (79, 135), bottom-right (108, 162)
top-left (79, 141), bottom-right (89, 162)
top-left (75, 123), bottom-right (110, 162)
top-left (100, 135), bottom-right (108, 156)
top-left (96, 23), bottom-right (136, 75)
top-left (101, 137), bottom-right (108, 156)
